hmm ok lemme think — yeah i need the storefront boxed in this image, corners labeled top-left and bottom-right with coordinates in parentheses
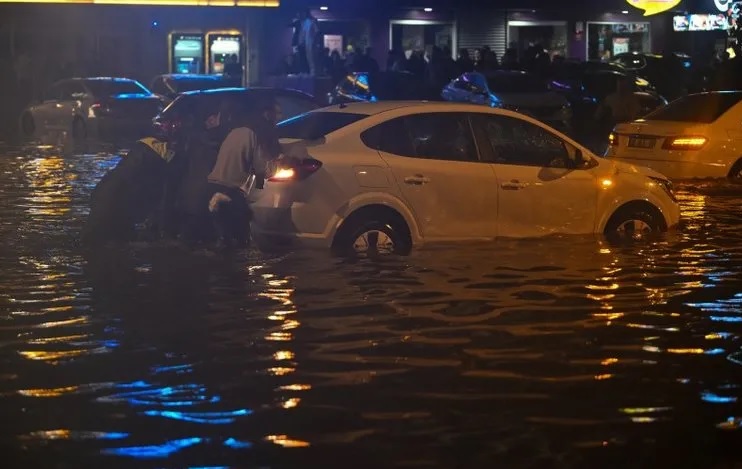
top-left (313, 13), bottom-right (371, 55)
top-left (506, 20), bottom-right (569, 58)
top-left (586, 20), bottom-right (651, 60)
top-left (387, 9), bottom-right (456, 59)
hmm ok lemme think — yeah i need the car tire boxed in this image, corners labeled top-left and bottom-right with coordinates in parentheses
top-left (604, 206), bottom-right (663, 242)
top-left (20, 112), bottom-right (35, 137)
top-left (72, 118), bottom-right (86, 141)
top-left (334, 217), bottom-right (411, 257)
top-left (727, 159), bottom-right (742, 182)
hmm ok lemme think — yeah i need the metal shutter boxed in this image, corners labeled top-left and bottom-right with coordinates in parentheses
top-left (456, 9), bottom-right (507, 58)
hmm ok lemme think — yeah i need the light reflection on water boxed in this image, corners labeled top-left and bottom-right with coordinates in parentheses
top-left (0, 147), bottom-right (741, 468)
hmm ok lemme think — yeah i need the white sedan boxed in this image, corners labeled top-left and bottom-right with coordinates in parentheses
top-left (250, 101), bottom-right (680, 255)
top-left (605, 91), bottom-right (742, 180)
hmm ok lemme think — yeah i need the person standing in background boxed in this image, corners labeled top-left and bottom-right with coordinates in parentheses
top-left (299, 8), bottom-right (319, 76)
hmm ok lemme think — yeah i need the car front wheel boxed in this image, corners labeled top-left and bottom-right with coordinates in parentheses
top-left (605, 207), bottom-right (663, 241)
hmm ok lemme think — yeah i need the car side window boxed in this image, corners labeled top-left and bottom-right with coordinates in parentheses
top-left (43, 83), bottom-right (63, 102)
top-left (365, 117), bottom-right (416, 157)
top-left (405, 113), bottom-right (478, 162)
top-left (473, 114), bottom-right (570, 168)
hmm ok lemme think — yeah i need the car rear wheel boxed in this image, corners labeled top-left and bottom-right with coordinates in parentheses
top-left (334, 218), bottom-right (410, 257)
top-left (605, 206), bottom-right (663, 241)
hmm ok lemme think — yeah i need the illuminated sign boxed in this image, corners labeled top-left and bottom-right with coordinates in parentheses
top-left (626, 0), bottom-right (682, 15)
top-left (0, 0), bottom-right (278, 5)
top-left (673, 13), bottom-right (729, 30)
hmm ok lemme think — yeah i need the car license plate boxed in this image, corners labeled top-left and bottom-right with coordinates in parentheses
top-left (628, 136), bottom-right (656, 149)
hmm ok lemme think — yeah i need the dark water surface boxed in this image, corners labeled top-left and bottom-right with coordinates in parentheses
top-left (1, 144), bottom-right (742, 469)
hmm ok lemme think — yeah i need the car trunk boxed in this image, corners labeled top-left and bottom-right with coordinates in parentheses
top-left (103, 95), bottom-right (163, 119)
top-left (612, 120), bottom-right (710, 153)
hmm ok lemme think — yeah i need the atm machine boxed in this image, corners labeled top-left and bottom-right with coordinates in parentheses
top-left (168, 32), bottom-right (205, 74)
top-left (206, 31), bottom-right (244, 76)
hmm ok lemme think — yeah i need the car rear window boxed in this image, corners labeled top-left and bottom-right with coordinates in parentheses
top-left (277, 112), bottom-right (368, 140)
top-left (644, 92), bottom-right (742, 123)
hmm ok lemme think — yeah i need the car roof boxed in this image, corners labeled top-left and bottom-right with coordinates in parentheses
top-left (314, 100), bottom-right (509, 116)
top-left (159, 74), bottom-right (227, 81)
top-left (178, 86), bottom-right (313, 97)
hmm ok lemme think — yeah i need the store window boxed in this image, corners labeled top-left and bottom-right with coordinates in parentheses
top-left (507, 21), bottom-right (568, 59)
top-left (390, 20), bottom-right (456, 59)
top-left (587, 22), bottom-right (650, 61)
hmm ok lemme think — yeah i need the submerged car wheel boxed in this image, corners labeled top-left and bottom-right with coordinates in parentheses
top-left (334, 216), bottom-right (411, 257)
top-left (605, 206), bottom-right (663, 241)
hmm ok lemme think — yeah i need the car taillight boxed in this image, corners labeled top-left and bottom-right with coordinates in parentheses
top-left (662, 136), bottom-right (707, 151)
top-left (267, 158), bottom-right (322, 182)
top-left (608, 132), bottom-right (618, 146)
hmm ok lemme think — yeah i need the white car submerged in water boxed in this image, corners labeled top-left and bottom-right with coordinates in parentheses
top-left (250, 101), bottom-right (680, 255)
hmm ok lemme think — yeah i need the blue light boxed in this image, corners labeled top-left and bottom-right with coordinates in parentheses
top-left (152, 21), bottom-right (159, 27)
top-left (152, 364), bottom-right (192, 374)
top-left (701, 391), bottom-right (738, 404)
top-left (102, 437), bottom-right (202, 458)
top-left (490, 94), bottom-right (501, 108)
top-left (143, 409), bottom-right (252, 424)
top-left (223, 437), bottom-right (252, 449)
top-left (705, 348), bottom-right (726, 355)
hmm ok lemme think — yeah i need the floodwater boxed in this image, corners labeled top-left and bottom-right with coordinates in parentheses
top-left (1, 144), bottom-right (741, 469)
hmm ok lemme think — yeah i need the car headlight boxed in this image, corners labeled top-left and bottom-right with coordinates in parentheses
top-left (649, 176), bottom-right (676, 202)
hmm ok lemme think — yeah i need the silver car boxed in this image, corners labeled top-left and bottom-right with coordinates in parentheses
top-left (20, 77), bottom-right (165, 142)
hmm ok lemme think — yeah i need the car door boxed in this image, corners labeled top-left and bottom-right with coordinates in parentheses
top-left (470, 113), bottom-right (598, 238)
top-left (372, 112), bottom-right (498, 240)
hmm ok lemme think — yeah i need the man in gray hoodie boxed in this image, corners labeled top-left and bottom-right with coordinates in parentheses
top-left (207, 97), bottom-right (280, 247)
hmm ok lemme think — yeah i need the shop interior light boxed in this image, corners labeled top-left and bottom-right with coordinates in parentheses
top-left (621, 10), bottom-right (629, 13)
top-left (319, 5), bottom-right (328, 10)
top-left (424, 7), bottom-right (432, 12)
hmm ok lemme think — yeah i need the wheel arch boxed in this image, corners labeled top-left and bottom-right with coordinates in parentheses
top-left (602, 199), bottom-right (668, 233)
top-left (331, 202), bottom-right (416, 250)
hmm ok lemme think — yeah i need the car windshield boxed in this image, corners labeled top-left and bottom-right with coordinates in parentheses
top-left (84, 79), bottom-right (150, 96)
top-left (277, 112), bottom-right (368, 140)
top-left (486, 74), bottom-right (548, 93)
top-left (644, 92), bottom-right (742, 123)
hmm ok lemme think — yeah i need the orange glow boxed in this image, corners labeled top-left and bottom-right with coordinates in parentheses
top-left (0, 0), bottom-right (278, 5)
top-left (266, 435), bottom-right (310, 447)
top-left (18, 386), bottom-right (78, 397)
top-left (281, 397), bottom-right (301, 409)
top-left (665, 136), bottom-right (707, 150)
top-left (277, 384), bottom-right (311, 391)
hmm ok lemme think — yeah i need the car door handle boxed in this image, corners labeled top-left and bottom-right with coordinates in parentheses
top-left (500, 180), bottom-right (527, 190)
top-left (404, 175), bottom-right (430, 185)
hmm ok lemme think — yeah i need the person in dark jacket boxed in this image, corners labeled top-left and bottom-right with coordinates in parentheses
top-left (81, 137), bottom-right (174, 245)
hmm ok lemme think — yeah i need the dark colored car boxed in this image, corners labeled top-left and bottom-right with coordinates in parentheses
top-left (20, 77), bottom-right (164, 142)
top-left (149, 74), bottom-right (233, 102)
top-left (152, 87), bottom-right (321, 144)
top-left (550, 69), bottom-right (667, 127)
top-left (327, 71), bottom-right (443, 104)
top-left (611, 52), bottom-right (693, 98)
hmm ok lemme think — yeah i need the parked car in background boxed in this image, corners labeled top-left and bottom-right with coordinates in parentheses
top-left (441, 70), bottom-right (572, 131)
top-left (327, 71), bottom-right (442, 105)
top-left (20, 77), bottom-right (164, 142)
top-left (606, 91), bottom-right (742, 180)
top-left (149, 74), bottom-right (232, 103)
top-left (550, 69), bottom-right (667, 127)
top-left (152, 87), bottom-right (320, 145)
top-left (249, 101), bottom-right (680, 255)
top-left (611, 52), bottom-right (693, 98)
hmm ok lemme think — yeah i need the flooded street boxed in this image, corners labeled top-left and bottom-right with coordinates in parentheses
top-left (1, 145), bottom-right (742, 469)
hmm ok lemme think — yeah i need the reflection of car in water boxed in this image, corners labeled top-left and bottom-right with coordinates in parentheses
top-left (550, 69), bottom-right (668, 127)
top-left (441, 70), bottom-right (572, 131)
top-left (327, 71), bottom-right (442, 104)
top-left (151, 87), bottom-right (321, 145)
top-left (20, 77), bottom-right (165, 143)
top-left (249, 101), bottom-right (680, 256)
top-left (149, 74), bottom-right (232, 103)
top-left (606, 91), bottom-right (742, 180)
